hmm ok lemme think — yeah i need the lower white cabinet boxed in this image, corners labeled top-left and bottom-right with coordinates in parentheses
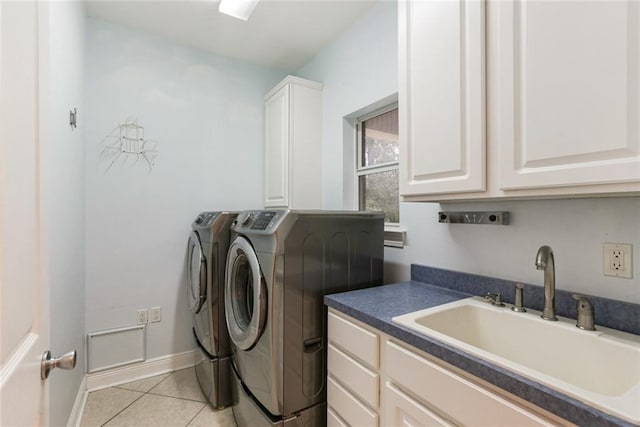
top-left (327, 308), bottom-right (573, 427)
top-left (327, 376), bottom-right (379, 427)
top-left (327, 311), bottom-right (380, 426)
top-left (327, 406), bottom-right (349, 427)
top-left (384, 340), bottom-right (560, 427)
top-left (383, 382), bottom-right (453, 427)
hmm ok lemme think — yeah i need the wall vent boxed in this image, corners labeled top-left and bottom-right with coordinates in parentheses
top-left (87, 325), bottom-right (146, 373)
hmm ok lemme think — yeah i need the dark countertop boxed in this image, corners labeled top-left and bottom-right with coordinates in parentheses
top-left (325, 281), bottom-right (636, 427)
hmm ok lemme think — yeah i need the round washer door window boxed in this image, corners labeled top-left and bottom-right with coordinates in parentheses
top-left (225, 236), bottom-right (266, 351)
top-left (187, 231), bottom-right (206, 314)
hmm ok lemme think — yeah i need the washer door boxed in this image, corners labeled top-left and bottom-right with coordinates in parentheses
top-left (187, 231), bottom-right (207, 314)
top-left (225, 236), bottom-right (267, 351)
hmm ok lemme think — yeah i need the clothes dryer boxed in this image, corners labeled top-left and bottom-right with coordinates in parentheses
top-left (187, 211), bottom-right (237, 409)
top-left (224, 210), bottom-right (384, 426)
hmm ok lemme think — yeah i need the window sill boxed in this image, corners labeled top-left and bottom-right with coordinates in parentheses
top-left (384, 224), bottom-right (406, 248)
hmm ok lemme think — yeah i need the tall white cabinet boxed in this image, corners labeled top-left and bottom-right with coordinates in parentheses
top-left (264, 76), bottom-right (323, 209)
top-left (399, 0), bottom-right (640, 201)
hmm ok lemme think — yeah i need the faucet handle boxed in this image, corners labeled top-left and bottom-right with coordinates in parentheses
top-left (511, 283), bottom-right (526, 313)
top-left (484, 292), bottom-right (505, 307)
top-left (572, 294), bottom-right (596, 331)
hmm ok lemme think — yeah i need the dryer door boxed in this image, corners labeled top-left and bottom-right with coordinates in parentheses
top-left (187, 231), bottom-right (207, 314)
top-left (225, 236), bottom-right (267, 351)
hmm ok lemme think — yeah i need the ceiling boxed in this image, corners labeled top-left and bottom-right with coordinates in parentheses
top-left (85, 0), bottom-right (378, 72)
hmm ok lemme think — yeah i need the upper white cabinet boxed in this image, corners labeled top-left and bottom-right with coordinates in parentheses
top-left (497, 1), bottom-right (640, 190)
top-left (264, 76), bottom-right (323, 209)
top-left (399, 0), bottom-right (640, 201)
top-left (398, 0), bottom-right (486, 196)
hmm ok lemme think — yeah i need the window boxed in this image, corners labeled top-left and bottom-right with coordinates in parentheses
top-left (356, 105), bottom-right (400, 224)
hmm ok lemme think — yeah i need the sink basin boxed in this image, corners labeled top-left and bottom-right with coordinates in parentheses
top-left (392, 297), bottom-right (640, 424)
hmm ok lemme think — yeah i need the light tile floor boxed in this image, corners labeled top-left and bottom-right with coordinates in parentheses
top-left (80, 368), bottom-right (237, 427)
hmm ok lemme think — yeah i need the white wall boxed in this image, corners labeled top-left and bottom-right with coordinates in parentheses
top-left (84, 18), bottom-right (284, 361)
top-left (296, 1), bottom-right (640, 304)
top-left (44, 2), bottom-right (87, 425)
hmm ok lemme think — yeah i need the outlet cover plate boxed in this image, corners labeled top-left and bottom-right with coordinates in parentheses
top-left (150, 307), bottom-right (161, 323)
top-left (603, 243), bottom-right (633, 279)
top-left (137, 309), bottom-right (149, 325)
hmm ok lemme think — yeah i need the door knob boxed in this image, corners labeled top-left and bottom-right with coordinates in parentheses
top-left (41, 350), bottom-right (77, 380)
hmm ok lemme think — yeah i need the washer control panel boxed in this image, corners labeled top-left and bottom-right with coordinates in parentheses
top-left (193, 211), bottom-right (219, 228)
top-left (234, 210), bottom-right (286, 233)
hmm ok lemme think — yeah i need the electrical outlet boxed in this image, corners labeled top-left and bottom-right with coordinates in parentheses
top-left (137, 309), bottom-right (149, 325)
top-left (603, 243), bottom-right (633, 279)
top-left (150, 307), bottom-right (161, 323)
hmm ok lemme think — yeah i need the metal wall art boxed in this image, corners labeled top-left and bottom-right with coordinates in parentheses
top-left (100, 117), bottom-right (158, 172)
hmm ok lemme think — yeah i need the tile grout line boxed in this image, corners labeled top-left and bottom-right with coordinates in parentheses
top-left (88, 368), bottom-right (212, 427)
top-left (99, 391), bottom-right (146, 427)
top-left (146, 370), bottom-right (174, 393)
top-left (145, 368), bottom-right (208, 404)
top-left (97, 370), bottom-right (176, 426)
top-left (184, 403), bottom-right (208, 427)
top-left (146, 391), bottom-right (208, 404)
top-left (112, 370), bottom-right (172, 393)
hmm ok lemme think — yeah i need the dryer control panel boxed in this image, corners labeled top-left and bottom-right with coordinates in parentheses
top-left (233, 210), bottom-right (287, 233)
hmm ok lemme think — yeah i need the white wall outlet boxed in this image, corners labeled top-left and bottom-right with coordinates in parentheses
top-left (150, 307), bottom-right (161, 323)
top-left (137, 309), bottom-right (149, 325)
top-left (603, 243), bottom-right (633, 279)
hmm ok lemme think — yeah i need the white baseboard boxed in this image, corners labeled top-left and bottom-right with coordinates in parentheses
top-left (86, 349), bottom-right (198, 392)
top-left (66, 375), bottom-right (87, 427)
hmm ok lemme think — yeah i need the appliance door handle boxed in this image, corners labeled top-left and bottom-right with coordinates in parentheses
top-left (303, 337), bottom-right (323, 353)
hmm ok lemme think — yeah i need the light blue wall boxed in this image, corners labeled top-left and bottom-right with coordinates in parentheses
top-left (46, 2), bottom-right (87, 425)
top-left (84, 18), bottom-right (285, 360)
top-left (296, 1), bottom-right (398, 209)
top-left (296, 1), bottom-right (640, 304)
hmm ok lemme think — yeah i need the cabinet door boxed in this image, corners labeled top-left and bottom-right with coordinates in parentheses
top-left (498, 1), bottom-right (640, 190)
top-left (264, 85), bottom-right (290, 207)
top-left (383, 382), bottom-right (454, 427)
top-left (399, 0), bottom-right (486, 196)
top-left (385, 340), bottom-right (557, 426)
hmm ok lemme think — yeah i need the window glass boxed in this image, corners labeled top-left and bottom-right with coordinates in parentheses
top-left (358, 169), bottom-right (399, 223)
top-left (361, 108), bottom-right (399, 167)
top-left (357, 106), bottom-right (399, 224)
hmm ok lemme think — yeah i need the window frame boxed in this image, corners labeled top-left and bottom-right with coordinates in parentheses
top-left (355, 102), bottom-right (400, 226)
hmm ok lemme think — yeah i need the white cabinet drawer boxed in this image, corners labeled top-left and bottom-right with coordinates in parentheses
top-left (385, 340), bottom-right (555, 426)
top-left (328, 311), bottom-right (379, 369)
top-left (327, 406), bottom-right (348, 427)
top-left (327, 376), bottom-right (378, 427)
top-left (383, 381), bottom-right (453, 427)
top-left (328, 344), bottom-right (379, 408)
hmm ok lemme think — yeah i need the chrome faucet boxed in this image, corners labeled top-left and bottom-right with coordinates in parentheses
top-left (535, 245), bottom-right (558, 321)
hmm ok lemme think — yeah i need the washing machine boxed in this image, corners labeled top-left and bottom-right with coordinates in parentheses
top-left (224, 210), bottom-right (384, 426)
top-left (187, 211), bottom-right (237, 409)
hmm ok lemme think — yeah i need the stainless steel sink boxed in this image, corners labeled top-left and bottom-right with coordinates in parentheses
top-left (392, 296), bottom-right (640, 424)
